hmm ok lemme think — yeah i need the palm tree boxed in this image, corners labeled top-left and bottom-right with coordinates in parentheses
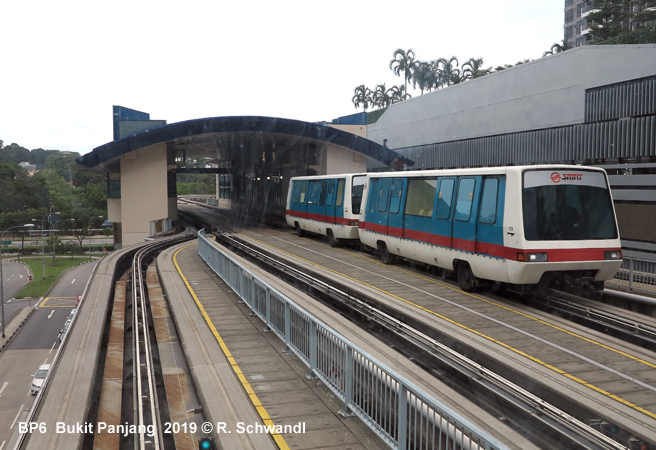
top-left (388, 85), bottom-right (411, 104)
top-left (373, 84), bottom-right (392, 108)
top-left (352, 85), bottom-right (373, 111)
top-left (542, 40), bottom-right (572, 57)
top-left (461, 57), bottom-right (491, 80)
top-left (437, 56), bottom-right (461, 87)
top-left (389, 48), bottom-right (416, 94)
top-left (411, 61), bottom-right (433, 94)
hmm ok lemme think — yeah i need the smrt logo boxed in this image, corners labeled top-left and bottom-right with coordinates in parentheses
top-left (550, 172), bottom-right (583, 183)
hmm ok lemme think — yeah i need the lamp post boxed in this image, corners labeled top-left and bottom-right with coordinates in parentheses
top-left (2, 224), bottom-right (35, 338)
top-left (35, 207), bottom-right (60, 280)
top-left (52, 218), bottom-right (75, 265)
top-left (88, 216), bottom-right (103, 259)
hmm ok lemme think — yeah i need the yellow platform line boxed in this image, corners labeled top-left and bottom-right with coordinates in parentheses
top-left (253, 235), bottom-right (656, 421)
top-left (173, 242), bottom-right (290, 450)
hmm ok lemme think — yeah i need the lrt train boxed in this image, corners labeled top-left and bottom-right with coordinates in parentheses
top-left (286, 173), bottom-right (367, 247)
top-left (286, 166), bottom-right (623, 292)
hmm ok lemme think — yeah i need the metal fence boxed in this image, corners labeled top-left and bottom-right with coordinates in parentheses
top-left (197, 231), bottom-right (507, 450)
top-left (611, 257), bottom-right (656, 292)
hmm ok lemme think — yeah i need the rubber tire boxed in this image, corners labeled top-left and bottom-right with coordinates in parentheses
top-left (295, 223), bottom-right (305, 237)
top-left (457, 262), bottom-right (478, 292)
top-left (327, 230), bottom-right (338, 247)
top-left (378, 242), bottom-right (395, 265)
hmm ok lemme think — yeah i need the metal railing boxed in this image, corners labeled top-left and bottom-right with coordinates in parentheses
top-left (611, 257), bottom-right (656, 292)
top-left (198, 231), bottom-right (506, 450)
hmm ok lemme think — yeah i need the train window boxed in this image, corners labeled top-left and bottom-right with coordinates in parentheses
top-left (368, 179), bottom-right (379, 213)
top-left (350, 176), bottom-right (365, 213)
top-left (455, 178), bottom-right (476, 222)
top-left (326, 180), bottom-right (335, 206)
top-left (405, 178), bottom-right (436, 217)
top-left (523, 184), bottom-right (617, 240)
top-left (436, 178), bottom-right (455, 219)
top-left (307, 180), bottom-right (322, 204)
top-left (478, 178), bottom-right (499, 224)
top-left (299, 181), bottom-right (307, 203)
top-left (378, 179), bottom-right (391, 212)
top-left (336, 179), bottom-right (345, 207)
top-left (389, 178), bottom-right (403, 214)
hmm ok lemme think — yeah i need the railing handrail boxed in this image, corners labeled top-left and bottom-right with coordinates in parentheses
top-left (197, 230), bottom-right (507, 450)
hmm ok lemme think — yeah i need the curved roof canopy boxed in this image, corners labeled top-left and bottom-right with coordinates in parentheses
top-left (77, 116), bottom-right (414, 172)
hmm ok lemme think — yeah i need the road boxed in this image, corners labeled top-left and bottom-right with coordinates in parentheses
top-left (0, 260), bottom-right (97, 450)
top-left (1, 261), bottom-right (32, 332)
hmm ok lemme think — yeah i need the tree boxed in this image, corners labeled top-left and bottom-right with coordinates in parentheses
top-left (389, 49), bottom-right (416, 94)
top-left (588, 0), bottom-right (632, 41)
top-left (633, 0), bottom-right (656, 28)
top-left (543, 40), bottom-right (572, 57)
top-left (412, 61), bottom-right (435, 94)
top-left (388, 85), bottom-right (411, 103)
top-left (437, 56), bottom-right (461, 87)
top-left (352, 85), bottom-right (373, 111)
top-left (461, 57), bottom-right (491, 80)
top-left (372, 84), bottom-right (392, 108)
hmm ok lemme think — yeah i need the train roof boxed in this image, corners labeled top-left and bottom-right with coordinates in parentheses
top-left (366, 164), bottom-right (607, 178)
top-left (289, 173), bottom-right (368, 181)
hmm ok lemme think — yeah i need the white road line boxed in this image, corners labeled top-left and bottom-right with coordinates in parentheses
top-left (10, 404), bottom-right (24, 429)
top-left (47, 310), bottom-right (55, 319)
top-left (1, 439), bottom-right (6, 450)
top-left (0, 381), bottom-right (8, 396)
top-left (71, 278), bottom-right (75, 284)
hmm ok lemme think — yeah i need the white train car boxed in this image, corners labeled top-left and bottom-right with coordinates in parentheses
top-left (358, 165), bottom-right (623, 292)
top-left (286, 173), bottom-right (367, 247)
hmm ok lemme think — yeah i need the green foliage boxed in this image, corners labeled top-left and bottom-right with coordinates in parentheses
top-left (0, 142), bottom-right (106, 232)
top-left (594, 27), bottom-right (656, 44)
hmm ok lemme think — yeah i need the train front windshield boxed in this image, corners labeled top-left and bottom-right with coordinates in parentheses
top-left (522, 170), bottom-right (618, 241)
top-left (351, 175), bottom-right (367, 214)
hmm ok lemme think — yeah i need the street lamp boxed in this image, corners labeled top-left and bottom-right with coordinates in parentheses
top-left (1, 224), bottom-right (35, 338)
top-left (51, 218), bottom-right (75, 265)
top-left (88, 216), bottom-right (104, 259)
top-left (35, 207), bottom-right (60, 280)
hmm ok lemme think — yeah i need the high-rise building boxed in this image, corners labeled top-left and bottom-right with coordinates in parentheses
top-left (564, 0), bottom-right (656, 47)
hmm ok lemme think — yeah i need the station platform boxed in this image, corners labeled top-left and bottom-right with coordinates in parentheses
top-left (158, 241), bottom-right (384, 450)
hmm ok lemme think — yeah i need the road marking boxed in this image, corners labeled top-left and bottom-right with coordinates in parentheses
top-left (48, 310), bottom-right (55, 319)
top-left (71, 278), bottom-right (75, 284)
top-left (1, 439), bottom-right (6, 450)
top-left (10, 404), bottom-right (24, 429)
top-left (0, 381), bottom-right (8, 396)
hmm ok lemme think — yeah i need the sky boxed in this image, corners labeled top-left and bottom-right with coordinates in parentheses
top-left (0, 1), bottom-right (563, 155)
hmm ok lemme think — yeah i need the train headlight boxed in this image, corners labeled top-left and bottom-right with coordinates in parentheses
top-left (604, 250), bottom-right (622, 260)
top-left (517, 252), bottom-right (548, 262)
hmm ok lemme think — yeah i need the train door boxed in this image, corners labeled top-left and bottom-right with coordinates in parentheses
top-left (387, 178), bottom-right (406, 237)
top-left (324, 179), bottom-right (338, 224)
top-left (306, 179), bottom-right (327, 221)
top-left (452, 177), bottom-right (481, 253)
top-left (291, 180), bottom-right (308, 218)
top-left (376, 178), bottom-right (392, 234)
top-left (434, 177), bottom-right (456, 248)
top-left (476, 176), bottom-right (505, 255)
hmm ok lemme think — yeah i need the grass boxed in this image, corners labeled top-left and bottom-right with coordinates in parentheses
top-left (10, 256), bottom-right (94, 299)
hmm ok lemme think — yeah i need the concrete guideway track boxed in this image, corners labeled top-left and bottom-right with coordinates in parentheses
top-left (160, 240), bottom-right (538, 450)
top-left (234, 228), bottom-right (656, 445)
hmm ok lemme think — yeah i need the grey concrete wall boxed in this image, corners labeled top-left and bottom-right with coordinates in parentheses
top-left (368, 44), bottom-right (656, 150)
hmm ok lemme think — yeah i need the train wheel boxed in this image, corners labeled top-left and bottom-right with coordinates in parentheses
top-left (295, 223), bottom-right (305, 237)
top-left (327, 230), bottom-right (339, 247)
top-left (378, 242), bottom-right (395, 265)
top-left (457, 262), bottom-right (478, 292)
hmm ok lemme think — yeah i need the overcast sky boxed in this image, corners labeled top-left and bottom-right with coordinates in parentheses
top-left (1, 1), bottom-right (563, 155)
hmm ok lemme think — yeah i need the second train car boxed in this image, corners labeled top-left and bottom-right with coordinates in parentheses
top-left (286, 173), bottom-right (367, 247)
top-left (358, 165), bottom-right (623, 292)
